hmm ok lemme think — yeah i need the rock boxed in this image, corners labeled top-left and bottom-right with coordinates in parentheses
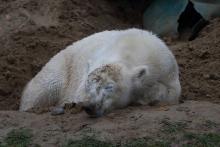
top-left (50, 107), bottom-right (64, 115)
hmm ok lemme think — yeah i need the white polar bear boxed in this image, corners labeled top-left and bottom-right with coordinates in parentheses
top-left (19, 28), bottom-right (181, 117)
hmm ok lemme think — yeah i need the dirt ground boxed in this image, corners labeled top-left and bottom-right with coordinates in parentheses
top-left (169, 18), bottom-right (220, 103)
top-left (0, 101), bottom-right (220, 147)
top-left (0, 0), bottom-right (220, 146)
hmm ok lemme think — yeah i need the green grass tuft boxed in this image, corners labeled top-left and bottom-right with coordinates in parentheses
top-left (204, 120), bottom-right (219, 129)
top-left (63, 136), bottom-right (170, 147)
top-left (123, 138), bottom-right (170, 147)
top-left (0, 128), bottom-right (33, 147)
top-left (63, 136), bottom-right (115, 147)
top-left (160, 119), bottom-right (187, 134)
top-left (184, 132), bottom-right (220, 147)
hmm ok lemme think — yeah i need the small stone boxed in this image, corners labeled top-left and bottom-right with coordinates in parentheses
top-left (204, 73), bottom-right (220, 80)
top-left (203, 74), bottom-right (210, 79)
top-left (176, 106), bottom-right (190, 112)
top-left (209, 73), bottom-right (220, 80)
top-left (50, 107), bottom-right (65, 115)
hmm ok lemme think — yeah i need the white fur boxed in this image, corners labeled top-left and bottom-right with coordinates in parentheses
top-left (19, 28), bottom-right (181, 114)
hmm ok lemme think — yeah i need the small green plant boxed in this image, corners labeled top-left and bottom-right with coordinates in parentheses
top-left (123, 138), bottom-right (170, 147)
top-left (183, 132), bottom-right (220, 147)
top-left (123, 138), bottom-right (148, 147)
top-left (204, 120), bottom-right (219, 129)
top-left (63, 136), bottom-right (171, 147)
top-left (0, 128), bottom-right (33, 147)
top-left (63, 136), bottom-right (115, 147)
top-left (160, 119), bottom-right (187, 133)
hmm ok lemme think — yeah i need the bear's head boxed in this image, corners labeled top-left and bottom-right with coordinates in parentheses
top-left (82, 64), bottom-right (149, 117)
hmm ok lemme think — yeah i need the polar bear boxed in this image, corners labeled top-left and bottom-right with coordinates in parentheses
top-left (19, 28), bottom-right (181, 117)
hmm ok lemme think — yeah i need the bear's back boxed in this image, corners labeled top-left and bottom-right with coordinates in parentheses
top-left (60, 28), bottom-right (177, 80)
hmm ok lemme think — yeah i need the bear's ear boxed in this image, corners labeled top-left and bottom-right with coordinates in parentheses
top-left (131, 65), bottom-right (149, 80)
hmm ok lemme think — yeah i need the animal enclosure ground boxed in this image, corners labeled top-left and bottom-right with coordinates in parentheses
top-left (0, 0), bottom-right (220, 146)
top-left (0, 101), bottom-right (220, 147)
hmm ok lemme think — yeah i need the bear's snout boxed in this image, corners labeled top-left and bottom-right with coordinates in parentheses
top-left (83, 104), bottom-right (103, 117)
top-left (84, 105), bottom-right (95, 114)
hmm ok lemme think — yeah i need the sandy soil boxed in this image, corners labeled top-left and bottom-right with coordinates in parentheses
top-left (0, 0), bottom-right (220, 146)
top-left (169, 18), bottom-right (220, 103)
top-left (0, 101), bottom-right (220, 147)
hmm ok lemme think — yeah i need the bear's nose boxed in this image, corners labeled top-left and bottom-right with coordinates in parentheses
top-left (83, 104), bottom-right (96, 115)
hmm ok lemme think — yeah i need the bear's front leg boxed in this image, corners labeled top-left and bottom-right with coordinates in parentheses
top-left (138, 82), bottom-right (169, 106)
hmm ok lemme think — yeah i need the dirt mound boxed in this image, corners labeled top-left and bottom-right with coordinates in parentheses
top-left (0, 0), bottom-right (140, 110)
top-left (170, 18), bottom-right (220, 103)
